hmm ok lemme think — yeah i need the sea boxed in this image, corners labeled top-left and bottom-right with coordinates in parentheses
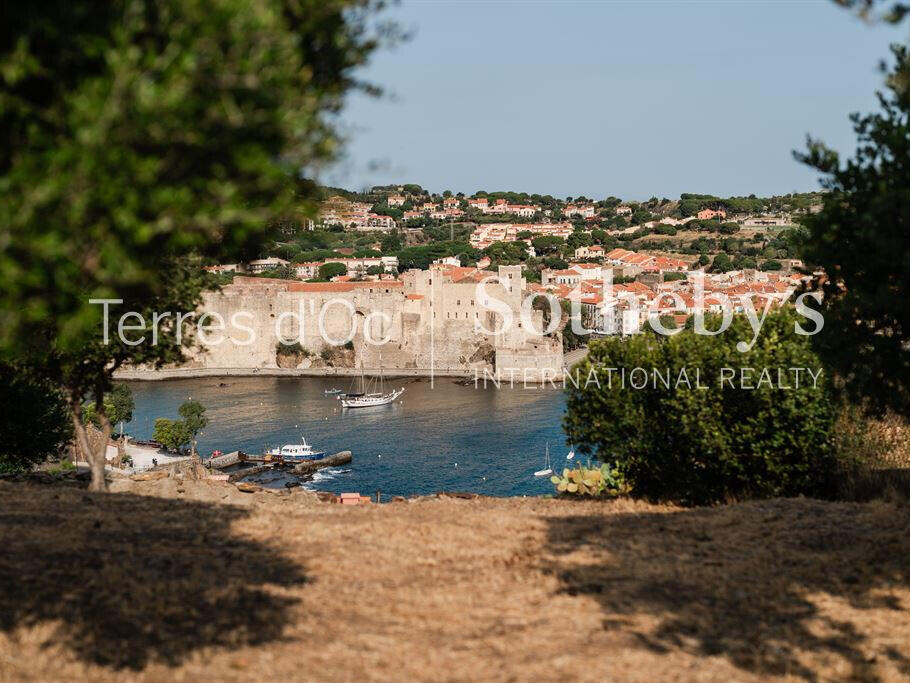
top-left (123, 375), bottom-right (576, 497)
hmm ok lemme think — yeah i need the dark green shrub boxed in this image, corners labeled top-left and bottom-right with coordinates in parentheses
top-left (564, 309), bottom-right (836, 504)
top-left (317, 262), bottom-right (347, 280)
top-left (0, 362), bottom-right (72, 473)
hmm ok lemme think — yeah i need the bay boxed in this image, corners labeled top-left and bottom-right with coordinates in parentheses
top-left (123, 376), bottom-right (573, 497)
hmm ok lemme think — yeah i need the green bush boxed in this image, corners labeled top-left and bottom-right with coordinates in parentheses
top-left (317, 262), bottom-right (347, 280)
top-left (153, 417), bottom-right (192, 452)
top-left (0, 362), bottom-right (72, 474)
top-left (46, 460), bottom-right (76, 475)
top-left (564, 309), bottom-right (836, 504)
top-left (276, 340), bottom-right (303, 355)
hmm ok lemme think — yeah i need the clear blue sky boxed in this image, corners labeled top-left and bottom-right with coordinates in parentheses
top-left (329, 0), bottom-right (907, 200)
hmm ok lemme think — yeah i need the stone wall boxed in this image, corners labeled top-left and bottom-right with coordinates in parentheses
top-left (123, 266), bottom-right (563, 379)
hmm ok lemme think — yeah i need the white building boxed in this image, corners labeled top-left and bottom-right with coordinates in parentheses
top-left (565, 204), bottom-right (595, 219)
top-left (574, 245), bottom-right (605, 259)
top-left (248, 257), bottom-right (290, 273)
top-left (295, 262), bottom-right (322, 279)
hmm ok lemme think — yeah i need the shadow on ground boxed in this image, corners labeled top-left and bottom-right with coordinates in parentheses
top-left (544, 498), bottom-right (910, 680)
top-left (0, 482), bottom-right (306, 671)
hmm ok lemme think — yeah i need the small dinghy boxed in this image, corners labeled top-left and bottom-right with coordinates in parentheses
top-left (324, 388), bottom-right (343, 395)
top-left (534, 443), bottom-right (553, 477)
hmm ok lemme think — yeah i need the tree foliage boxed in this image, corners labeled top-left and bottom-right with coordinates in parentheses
top-left (483, 241), bottom-right (527, 266)
top-left (0, 362), bottom-right (73, 473)
top-left (531, 235), bottom-right (563, 255)
top-left (795, 44), bottom-right (910, 416)
top-left (317, 262), bottom-right (348, 280)
top-left (564, 310), bottom-right (837, 504)
top-left (178, 400), bottom-right (208, 441)
top-left (0, 0), bottom-right (388, 352)
top-left (153, 418), bottom-right (193, 453)
top-left (178, 399), bottom-right (207, 458)
top-left (0, 1), bottom-right (389, 489)
top-left (710, 253), bottom-right (734, 273)
top-left (153, 399), bottom-right (207, 453)
top-left (397, 241), bottom-right (478, 270)
top-left (83, 383), bottom-right (134, 429)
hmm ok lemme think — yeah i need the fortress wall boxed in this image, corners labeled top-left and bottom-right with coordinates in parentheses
top-left (140, 269), bottom-right (563, 376)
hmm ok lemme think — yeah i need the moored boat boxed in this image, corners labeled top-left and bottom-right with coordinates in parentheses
top-left (341, 352), bottom-right (405, 409)
top-left (533, 443), bottom-right (553, 477)
top-left (341, 387), bottom-right (405, 408)
top-left (265, 436), bottom-right (326, 461)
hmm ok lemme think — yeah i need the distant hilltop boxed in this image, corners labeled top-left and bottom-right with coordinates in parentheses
top-left (310, 184), bottom-right (824, 233)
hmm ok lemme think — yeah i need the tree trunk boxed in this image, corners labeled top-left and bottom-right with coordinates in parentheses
top-left (92, 409), bottom-right (114, 492)
top-left (68, 394), bottom-right (112, 493)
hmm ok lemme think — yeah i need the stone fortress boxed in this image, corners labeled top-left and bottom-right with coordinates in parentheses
top-left (166, 263), bottom-right (564, 380)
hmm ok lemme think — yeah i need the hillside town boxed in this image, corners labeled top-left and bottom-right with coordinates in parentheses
top-left (190, 185), bottom-right (819, 376)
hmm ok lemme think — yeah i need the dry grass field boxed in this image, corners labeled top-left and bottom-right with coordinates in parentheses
top-left (1, 478), bottom-right (909, 682)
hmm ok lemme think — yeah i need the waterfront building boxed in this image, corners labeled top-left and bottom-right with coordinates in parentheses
top-left (180, 264), bottom-right (562, 380)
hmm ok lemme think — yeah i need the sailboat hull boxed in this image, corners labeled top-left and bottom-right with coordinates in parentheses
top-left (341, 388), bottom-right (404, 408)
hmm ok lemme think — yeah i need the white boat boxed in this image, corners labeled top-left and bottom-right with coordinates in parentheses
top-left (324, 388), bottom-right (343, 395)
top-left (341, 353), bottom-right (405, 409)
top-left (534, 443), bottom-right (553, 477)
top-left (265, 436), bottom-right (325, 461)
top-left (341, 387), bottom-right (405, 408)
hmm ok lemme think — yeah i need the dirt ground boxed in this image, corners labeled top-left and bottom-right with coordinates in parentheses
top-left (1, 476), bottom-right (909, 682)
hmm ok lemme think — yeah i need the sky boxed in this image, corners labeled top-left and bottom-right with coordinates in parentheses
top-left (328, 0), bottom-right (908, 200)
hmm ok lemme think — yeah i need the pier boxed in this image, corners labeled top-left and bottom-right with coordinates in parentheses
top-left (207, 449), bottom-right (352, 481)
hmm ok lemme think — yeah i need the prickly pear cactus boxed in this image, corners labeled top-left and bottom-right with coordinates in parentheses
top-left (550, 462), bottom-right (619, 497)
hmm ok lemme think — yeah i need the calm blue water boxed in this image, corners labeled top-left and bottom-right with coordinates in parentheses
top-left (124, 376), bottom-right (573, 497)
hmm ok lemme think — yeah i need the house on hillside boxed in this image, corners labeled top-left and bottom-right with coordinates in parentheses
top-left (697, 208), bottom-right (727, 220)
top-left (248, 257), bottom-right (290, 273)
top-left (565, 204), bottom-right (595, 219)
top-left (574, 244), bottom-right (605, 259)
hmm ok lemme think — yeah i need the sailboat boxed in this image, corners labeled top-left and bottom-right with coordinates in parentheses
top-left (341, 353), bottom-right (404, 409)
top-left (534, 443), bottom-right (553, 477)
